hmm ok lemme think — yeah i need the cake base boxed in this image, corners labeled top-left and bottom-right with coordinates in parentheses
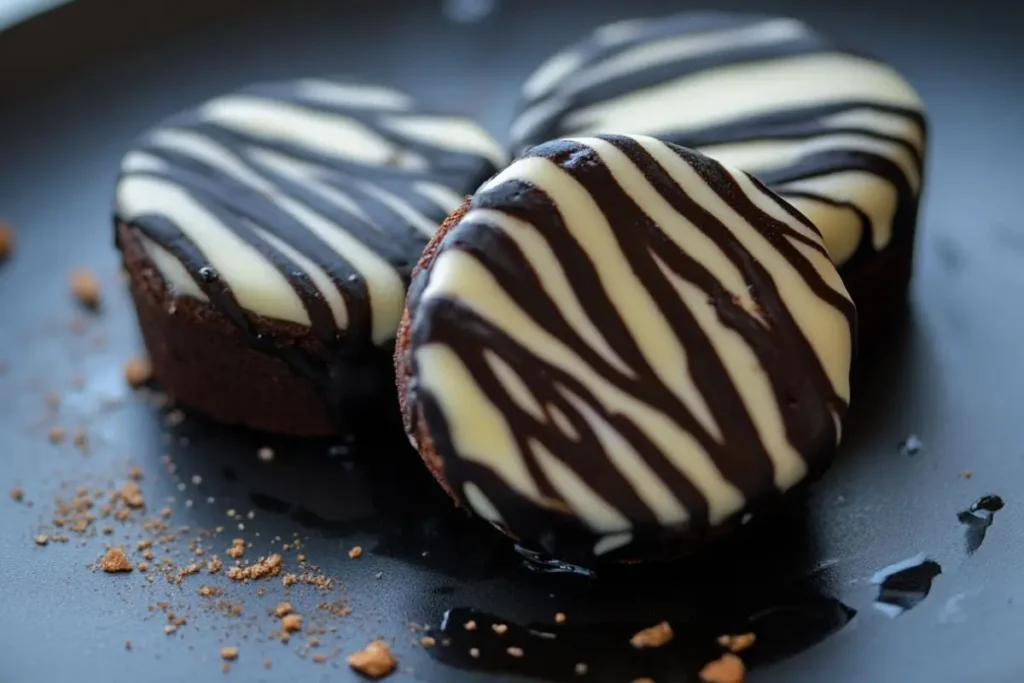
top-left (118, 222), bottom-right (397, 437)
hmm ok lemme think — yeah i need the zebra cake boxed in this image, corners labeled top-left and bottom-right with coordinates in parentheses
top-left (396, 135), bottom-right (856, 563)
top-left (115, 78), bottom-right (506, 435)
top-left (511, 11), bottom-right (926, 347)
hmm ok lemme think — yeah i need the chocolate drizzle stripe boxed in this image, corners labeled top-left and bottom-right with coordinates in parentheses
top-left (510, 12), bottom-right (927, 269)
top-left (406, 135), bottom-right (854, 559)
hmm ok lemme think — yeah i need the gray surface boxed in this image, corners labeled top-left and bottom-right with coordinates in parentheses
top-left (1, 0), bottom-right (1024, 681)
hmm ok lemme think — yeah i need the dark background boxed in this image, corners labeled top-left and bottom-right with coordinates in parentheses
top-left (1, 0), bottom-right (1023, 681)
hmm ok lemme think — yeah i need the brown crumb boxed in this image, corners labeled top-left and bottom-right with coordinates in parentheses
top-left (631, 679), bottom-right (655, 683)
top-left (72, 429), bottom-right (88, 450)
top-left (347, 640), bottom-right (397, 679)
top-left (124, 356), bottom-right (152, 387)
top-left (282, 574), bottom-right (298, 587)
top-left (102, 547), bottom-right (133, 573)
top-left (221, 664), bottom-right (230, 674)
top-left (221, 646), bottom-right (238, 661)
top-left (125, 640), bottom-right (132, 651)
top-left (962, 470), bottom-right (973, 479)
top-left (507, 646), bottom-right (524, 658)
top-left (208, 556), bottom-right (223, 574)
top-left (717, 633), bottom-right (756, 653)
top-left (420, 636), bottom-right (436, 648)
top-left (492, 623), bottom-right (508, 635)
top-left (630, 621), bottom-right (674, 649)
top-left (312, 653), bottom-right (329, 664)
top-left (35, 534), bottom-right (49, 546)
top-left (227, 553), bottom-right (282, 581)
top-left (119, 481), bottom-right (145, 509)
top-left (464, 620), bottom-right (477, 631)
top-left (555, 612), bottom-right (567, 624)
top-left (700, 653), bottom-right (746, 683)
top-left (348, 546), bottom-right (363, 559)
top-left (128, 466), bottom-right (144, 481)
top-left (227, 539), bottom-right (245, 559)
top-left (70, 268), bottom-right (101, 309)
top-left (281, 614), bottom-right (303, 633)
top-left (138, 562), bottom-right (149, 573)
top-left (262, 660), bottom-right (272, 670)
top-left (0, 221), bottom-right (14, 259)
top-left (274, 602), bottom-right (293, 618)
top-left (48, 427), bottom-right (67, 444)
top-left (10, 488), bottom-right (23, 502)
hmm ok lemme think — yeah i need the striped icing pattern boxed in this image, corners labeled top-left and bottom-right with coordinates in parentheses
top-left (404, 135), bottom-right (855, 559)
top-left (116, 78), bottom-right (506, 348)
top-left (510, 12), bottom-right (926, 267)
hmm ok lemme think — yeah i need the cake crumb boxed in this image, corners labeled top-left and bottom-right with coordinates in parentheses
top-left (312, 653), bottom-right (329, 664)
top-left (164, 625), bottom-right (177, 635)
top-left (208, 556), bottom-right (223, 574)
top-left (48, 427), bottom-right (67, 444)
top-left (70, 268), bottom-right (101, 309)
top-left (138, 562), bottom-right (149, 573)
top-left (555, 612), bottom-right (567, 624)
top-left (227, 538), bottom-right (245, 559)
top-left (574, 663), bottom-right (588, 675)
top-left (281, 614), bottom-right (303, 633)
top-left (717, 633), bottom-right (756, 653)
top-left (257, 447), bottom-right (275, 462)
top-left (699, 653), bottom-right (746, 683)
top-left (274, 602), bottom-right (293, 618)
top-left (125, 640), bottom-right (132, 651)
top-left (227, 553), bottom-right (281, 581)
top-left (282, 574), bottom-right (298, 587)
top-left (464, 620), bottom-right (477, 631)
top-left (469, 648), bottom-right (480, 659)
top-left (630, 621), bottom-right (674, 649)
top-left (0, 221), bottom-right (14, 259)
top-left (262, 660), bottom-right (272, 670)
top-left (10, 488), bottom-right (23, 502)
top-left (348, 546), bottom-right (363, 559)
top-left (124, 357), bottom-right (152, 387)
top-left (347, 640), bottom-right (396, 679)
top-left (120, 481), bottom-right (145, 508)
top-left (35, 534), bottom-right (49, 546)
top-left (221, 664), bottom-right (230, 674)
top-left (507, 646), bottom-right (524, 658)
top-left (221, 646), bottom-right (238, 661)
top-left (420, 636), bottom-right (436, 648)
top-left (128, 466), bottom-right (143, 481)
top-left (102, 547), bottom-right (133, 573)
top-left (631, 679), bottom-right (654, 683)
top-left (492, 623), bottom-right (508, 635)
top-left (962, 470), bottom-right (973, 479)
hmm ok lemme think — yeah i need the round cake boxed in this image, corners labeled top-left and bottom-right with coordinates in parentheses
top-left (397, 134), bottom-right (856, 563)
top-left (115, 78), bottom-right (506, 435)
top-left (510, 11), bottom-right (926, 347)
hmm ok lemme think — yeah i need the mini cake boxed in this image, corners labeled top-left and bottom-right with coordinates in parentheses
top-left (510, 12), bottom-right (926, 347)
top-left (396, 135), bottom-right (856, 563)
top-left (115, 78), bottom-right (506, 435)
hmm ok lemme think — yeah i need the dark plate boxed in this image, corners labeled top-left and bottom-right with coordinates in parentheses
top-left (2, 0), bottom-right (1023, 681)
